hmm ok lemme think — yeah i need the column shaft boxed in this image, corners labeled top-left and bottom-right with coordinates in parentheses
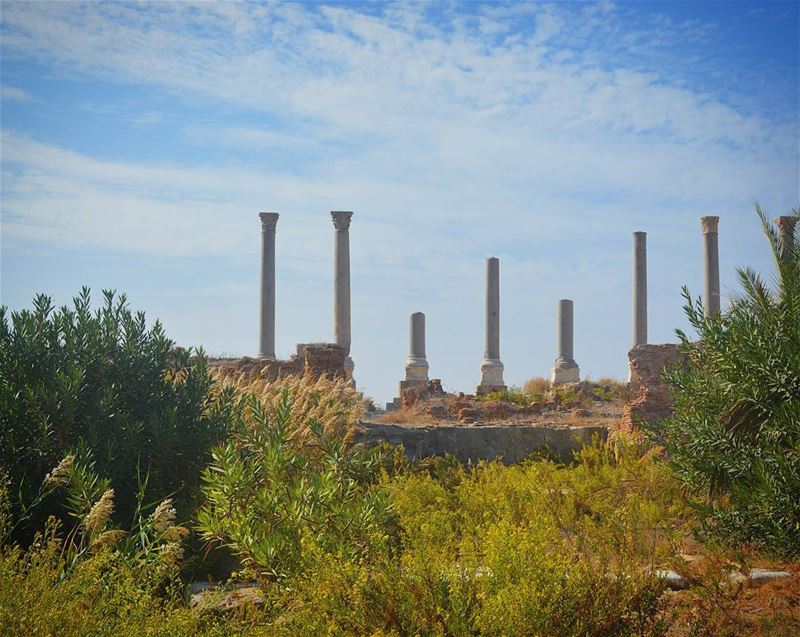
top-left (484, 257), bottom-right (500, 360)
top-left (258, 212), bottom-right (278, 358)
top-left (551, 299), bottom-right (579, 385)
top-left (331, 211), bottom-right (354, 380)
top-left (701, 216), bottom-right (720, 317)
top-left (403, 312), bottom-right (429, 387)
top-left (477, 257), bottom-right (505, 394)
top-left (410, 312), bottom-right (426, 359)
top-left (557, 299), bottom-right (574, 362)
top-left (632, 231), bottom-right (647, 346)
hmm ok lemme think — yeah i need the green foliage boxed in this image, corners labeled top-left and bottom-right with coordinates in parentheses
top-left (648, 206), bottom-right (800, 556)
top-left (0, 288), bottom-right (235, 541)
top-left (0, 517), bottom-right (222, 637)
top-left (195, 391), bottom-right (394, 581)
top-left (477, 386), bottom-right (530, 405)
top-left (551, 384), bottom-right (587, 407)
top-left (274, 438), bottom-right (685, 636)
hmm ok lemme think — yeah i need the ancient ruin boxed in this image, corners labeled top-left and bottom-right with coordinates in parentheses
top-left (551, 299), bottom-right (580, 385)
top-left (244, 211), bottom-right (796, 463)
top-left (632, 231), bottom-right (647, 347)
top-left (701, 215), bottom-right (721, 316)
top-left (477, 257), bottom-right (506, 395)
top-left (401, 312), bottom-right (429, 393)
top-left (620, 344), bottom-right (688, 433)
top-left (332, 211), bottom-right (355, 381)
top-left (211, 343), bottom-right (346, 382)
top-left (258, 212), bottom-right (279, 359)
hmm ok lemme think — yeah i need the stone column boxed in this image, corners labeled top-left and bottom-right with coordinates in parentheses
top-left (331, 211), bottom-right (354, 380)
top-left (632, 231), bottom-right (647, 347)
top-left (701, 216), bottom-right (720, 317)
top-left (477, 257), bottom-right (505, 394)
top-left (258, 212), bottom-right (279, 358)
top-left (399, 312), bottom-right (429, 396)
top-left (551, 299), bottom-right (580, 385)
top-left (774, 215), bottom-right (797, 258)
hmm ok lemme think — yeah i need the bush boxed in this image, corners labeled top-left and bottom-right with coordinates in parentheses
top-left (195, 391), bottom-right (393, 581)
top-left (648, 207), bottom-right (800, 556)
top-left (478, 386), bottom-right (530, 405)
top-left (0, 288), bottom-right (235, 541)
top-left (0, 520), bottom-right (219, 637)
top-left (274, 438), bottom-right (686, 636)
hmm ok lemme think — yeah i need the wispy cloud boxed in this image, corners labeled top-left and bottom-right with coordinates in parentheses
top-left (1, 84), bottom-right (35, 101)
top-left (1, 1), bottom-right (797, 401)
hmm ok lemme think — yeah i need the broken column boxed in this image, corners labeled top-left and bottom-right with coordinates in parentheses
top-left (477, 257), bottom-right (505, 395)
top-left (399, 311), bottom-right (429, 396)
top-left (331, 211), bottom-right (354, 381)
top-left (258, 212), bottom-right (279, 358)
top-left (775, 215), bottom-right (797, 257)
top-left (701, 216), bottom-right (720, 317)
top-left (632, 231), bottom-right (647, 347)
top-left (551, 299), bottom-right (580, 385)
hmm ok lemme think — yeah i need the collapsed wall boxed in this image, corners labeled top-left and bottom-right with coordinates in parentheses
top-left (208, 343), bottom-right (346, 381)
top-left (620, 344), bottom-right (688, 432)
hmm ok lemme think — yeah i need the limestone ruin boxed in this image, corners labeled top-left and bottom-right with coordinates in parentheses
top-left (243, 209), bottom-right (793, 463)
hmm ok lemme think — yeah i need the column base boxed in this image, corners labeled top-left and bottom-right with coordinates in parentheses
top-left (404, 357), bottom-right (429, 382)
top-left (477, 359), bottom-right (505, 395)
top-left (551, 359), bottom-right (580, 385)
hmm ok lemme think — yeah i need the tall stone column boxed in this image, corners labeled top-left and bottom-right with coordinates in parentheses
top-left (701, 216), bottom-right (720, 317)
top-left (774, 215), bottom-right (797, 258)
top-left (258, 212), bottom-right (279, 358)
top-left (632, 231), bottom-right (647, 347)
top-left (477, 257), bottom-right (505, 395)
top-left (551, 299), bottom-right (580, 385)
top-left (399, 312), bottom-right (429, 396)
top-left (331, 211), bottom-right (354, 381)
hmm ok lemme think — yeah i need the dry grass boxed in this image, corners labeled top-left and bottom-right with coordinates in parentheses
top-left (522, 376), bottom-right (551, 399)
top-left (211, 370), bottom-right (366, 440)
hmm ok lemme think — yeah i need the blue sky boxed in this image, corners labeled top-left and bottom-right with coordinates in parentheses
top-left (1, 1), bottom-right (798, 404)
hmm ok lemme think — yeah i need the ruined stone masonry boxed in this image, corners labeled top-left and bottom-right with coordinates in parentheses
top-left (210, 343), bottom-right (346, 382)
top-left (620, 344), bottom-right (688, 433)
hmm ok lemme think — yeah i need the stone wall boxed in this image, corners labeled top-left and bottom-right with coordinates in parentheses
top-left (209, 343), bottom-right (346, 381)
top-left (352, 422), bottom-right (608, 464)
top-left (620, 344), bottom-right (688, 432)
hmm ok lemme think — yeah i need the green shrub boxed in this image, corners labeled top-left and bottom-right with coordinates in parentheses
top-left (0, 518), bottom-right (221, 637)
top-left (648, 206), bottom-right (800, 556)
top-left (478, 386), bottom-right (530, 405)
top-left (0, 288), bottom-right (235, 542)
top-left (195, 391), bottom-right (394, 581)
top-left (275, 439), bottom-right (685, 636)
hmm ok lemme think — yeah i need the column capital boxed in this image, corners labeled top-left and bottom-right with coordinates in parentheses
top-left (700, 216), bottom-right (719, 234)
top-left (633, 230), bottom-right (647, 238)
top-left (774, 215), bottom-right (798, 234)
top-left (259, 212), bottom-right (279, 231)
top-left (331, 210), bottom-right (353, 231)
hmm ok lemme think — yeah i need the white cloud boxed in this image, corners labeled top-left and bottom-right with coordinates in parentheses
top-left (1, 2), bottom-right (797, 402)
top-left (1, 84), bottom-right (34, 101)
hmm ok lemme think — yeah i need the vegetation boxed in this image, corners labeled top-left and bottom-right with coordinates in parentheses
top-left (195, 392), bottom-right (391, 581)
top-left (479, 377), bottom-right (630, 407)
top-left (1, 204), bottom-right (798, 637)
top-left (648, 208), bottom-right (800, 556)
top-left (210, 370), bottom-right (364, 441)
top-left (0, 288), bottom-right (235, 540)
